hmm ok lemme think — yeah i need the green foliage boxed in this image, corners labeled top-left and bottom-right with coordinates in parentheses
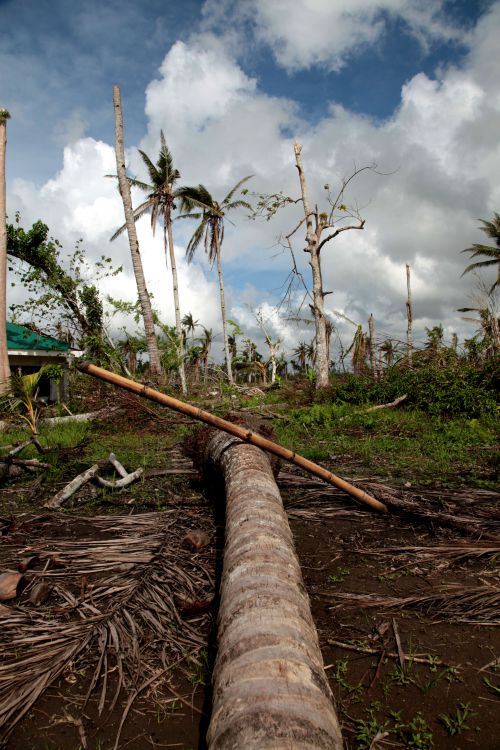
top-left (273, 403), bottom-right (497, 485)
top-left (1, 366), bottom-right (55, 434)
top-left (439, 703), bottom-right (476, 736)
top-left (371, 363), bottom-right (497, 417)
top-left (7, 215), bottom-right (121, 364)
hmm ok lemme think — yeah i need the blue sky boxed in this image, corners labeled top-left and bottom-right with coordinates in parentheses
top-left (2, 0), bottom-right (499, 360)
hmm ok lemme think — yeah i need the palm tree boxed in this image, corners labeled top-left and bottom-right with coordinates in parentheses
top-left (462, 213), bottom-right (500, 293)
top-left (380, 339), bottom-right (396, 367)
top-left (292, 342), bottom-right (308, 374)
top-left (182, 312), bottom-right (199, 347)
top-left (199, 327), bottom-right (213, 383)
top-left (179, 177), bottom-right (252, 384)
top-left (0, 108), bottom-right (11, 394)
top-left (111, 130), bottom-right (188, 394)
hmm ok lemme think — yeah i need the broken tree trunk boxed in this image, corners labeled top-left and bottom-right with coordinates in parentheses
top-left (44, 464), bottom-right (100, 509)
top-left (76, 361), bottom-right (387, 514)
top-left (205, 431), bottom-right (343, 750)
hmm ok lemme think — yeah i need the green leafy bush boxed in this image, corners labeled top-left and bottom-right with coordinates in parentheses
top-left (371, 364), bottom-right (497, 417)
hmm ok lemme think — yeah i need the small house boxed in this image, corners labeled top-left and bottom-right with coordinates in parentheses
top-left (7, 322), bottom-right (71, 402)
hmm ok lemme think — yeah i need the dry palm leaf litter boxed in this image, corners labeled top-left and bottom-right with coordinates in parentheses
top-left (0, 510), bottom-right (215, 743)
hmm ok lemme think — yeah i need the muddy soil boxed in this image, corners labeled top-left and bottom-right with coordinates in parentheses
top-left (0, 405), bottom-right (498, 749)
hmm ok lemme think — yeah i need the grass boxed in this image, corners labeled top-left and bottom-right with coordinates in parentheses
top-left (272, 404), bottom-right (498, 486)
top-left (439, 702), bottom-right (477, 736)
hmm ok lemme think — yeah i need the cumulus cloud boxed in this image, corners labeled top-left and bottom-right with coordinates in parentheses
top-left (202, 0), bottom-right (467, 72)
top-left (6, 1), bottom-right (500, 363)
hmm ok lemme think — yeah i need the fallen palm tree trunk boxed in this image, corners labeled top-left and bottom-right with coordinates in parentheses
top-left (205, 431), bottom-right (343, 749)
top-left (76, 361), bottom-right (387, 514)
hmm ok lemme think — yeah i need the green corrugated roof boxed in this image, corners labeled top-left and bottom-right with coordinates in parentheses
top-left (7, 322), bottom-right (70, 352)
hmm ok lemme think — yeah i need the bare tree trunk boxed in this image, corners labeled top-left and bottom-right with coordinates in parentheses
top-left (112, 86), bottom-right (162, 380)
top-left (215, 234), bottom-right (233, 384)
top-left (205, 432), bottom-right (343, 750)
top-left (165, 220), bottom-right (187, 394)
top-left (294, 143), bottom-right (330, 389)
top-left (406, 264), bottom-right (413, 368)
top-left (368, 313), bottom-right (377, 379)
top-left (0, 109), bottom-right (11, 394)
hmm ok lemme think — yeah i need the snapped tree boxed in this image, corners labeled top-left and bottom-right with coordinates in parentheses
top-left (255, 143), bottom-right (375, 388)
top-left (0, 108), bottom-right (11, 394)
top-left (112, 85), bottom-right (162, 380)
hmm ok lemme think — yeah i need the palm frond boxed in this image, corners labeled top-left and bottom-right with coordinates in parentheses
top-left (177, 185), bottom-right (216, 215)
top-left (186, 221), bottom-right (207, 264)
top-left (224, 199), bottom-right (252, 212)
top-left (0, 509), bottom-right (214, 741)
top-left (222, 175), bottom-right (253, 206)
top-left (138, 149), bottom-right (160, 187)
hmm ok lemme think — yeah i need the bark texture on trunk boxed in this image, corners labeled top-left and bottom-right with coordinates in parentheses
top-left (293, 143), bottom-right (330, 390)
top-left (165, 218), bottom-right (187, 394)
top-left (205, 431), bottom-right (343, 750)
top-left (112, 86), bottom-right (162, 379)
top-left (0, 110), bottom-right (11, 394)
top-left (406, 264), bottom-right (413, 368)
top-left (368, 313), bottom-right (376, 380)
top-left (215, 234), bottom-right (233, 384)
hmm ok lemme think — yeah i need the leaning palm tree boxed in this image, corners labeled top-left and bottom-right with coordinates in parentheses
top-left (462, 213), bottom-right (500, 294)
top-left (111, 131), bottom-right (188, 394)
top-left (179, 178), bottom-right (252, 384)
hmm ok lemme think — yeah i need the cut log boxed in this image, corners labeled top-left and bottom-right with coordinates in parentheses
top-left (205, 431), bottom-right (343, 750)
top-left (44, 464), bottom-right (100, 509)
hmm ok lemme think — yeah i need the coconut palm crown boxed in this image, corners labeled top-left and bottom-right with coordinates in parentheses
top-left (178, 177), bottom-right (252, 383)
top-left (110, 130), bottom-right (183, 246)
top-left (461, 212), bottom-right (500, 293)
top-left (179, 177), bottom-right (252, 264)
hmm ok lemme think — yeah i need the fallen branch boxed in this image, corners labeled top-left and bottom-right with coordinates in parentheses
top-left (108, 452), bottom-right (128, 478)
top-left (365, 394), bottom-right (407, 412)
top-left (40, 407), bottom-right (121, 426)
top-left (0, 457), bottom-right (51, 469)
top-left (44, 465), bottom-right (100, 509)
top-left (327, 640), bottom-right (452, 667)
top-left (94, 468), bottom-right (143, 489)
top-left (76, 362), bottom-right (388, 514)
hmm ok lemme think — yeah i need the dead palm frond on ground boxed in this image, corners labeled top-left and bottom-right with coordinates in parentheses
top-left (0, 510), bottom-right (214, 742)
top-left (328, 584), bottom-right (500, 624)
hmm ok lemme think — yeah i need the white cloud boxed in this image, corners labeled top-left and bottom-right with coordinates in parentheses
top-left (6, 3), bottom-right (500, 363)
top-left (238, 0), bottom-right (465, 72)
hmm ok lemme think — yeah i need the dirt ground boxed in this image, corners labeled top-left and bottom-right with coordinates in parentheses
top-left (0, 405), bottom-right (498, 749)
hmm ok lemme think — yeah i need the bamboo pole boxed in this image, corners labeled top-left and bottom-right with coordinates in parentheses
top-left (76, 361), bottom-right (388, 514)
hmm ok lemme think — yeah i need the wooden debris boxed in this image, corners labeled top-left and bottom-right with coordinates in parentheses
top-left (366, 394), bottom-right (407, 412)
top-left (94, 467), bottom-right (143, 489)
top-left (392, 618), bottom-right (406, 672)
top-left (44, 465), bottom-right (100, 509)
top-left (327, 640), bottom-right (451, 667)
